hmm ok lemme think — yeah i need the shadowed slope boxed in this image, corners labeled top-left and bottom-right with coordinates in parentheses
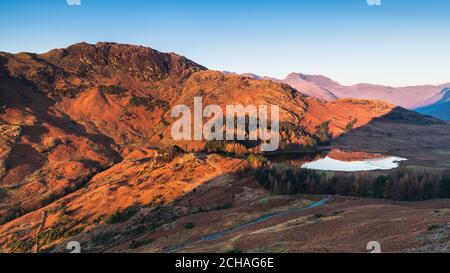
top-left (0, 42), bottom-right (449, 253)
top-left (416, 89), bottom-right (450, 120)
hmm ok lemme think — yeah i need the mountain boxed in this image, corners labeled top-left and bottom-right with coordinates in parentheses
top-left (416, 88), bottom-right (450, 120)
top-left (0, 42), bottom-right (449, 253)
top-left (275, 73), bottom-right (450, 110)
top-left (0, 42), bottom-right (207, 225)
top-left (275, 73), bottom-right (339, 101)
top-left (240, 73), bottom-right (339, 101)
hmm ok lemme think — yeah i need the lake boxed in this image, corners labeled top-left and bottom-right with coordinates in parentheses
top-left (269, 149), bottom-right (407, 172)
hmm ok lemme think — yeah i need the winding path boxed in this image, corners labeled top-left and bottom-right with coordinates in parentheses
top-left (163, 197), bottom-right (331, 253)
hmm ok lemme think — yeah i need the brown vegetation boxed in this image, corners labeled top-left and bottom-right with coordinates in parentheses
top-left (0, 42), bottom-right (449, 253)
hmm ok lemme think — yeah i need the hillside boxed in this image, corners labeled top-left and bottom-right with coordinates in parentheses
top-left (416, 89), bottom-right (450, 120)
top-left (262, 73), bottom-right (450, 111)
top-left (0, 42), bottom-right (449, 253)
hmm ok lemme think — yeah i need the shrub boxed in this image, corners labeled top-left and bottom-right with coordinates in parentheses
top-left (47, 203), bottom-right (67, 215)
top-left (247, 154), bottom-right (267, 168)
top-left (346, 118), bottom-right (358, 131)
top-left (129, 239), bottom-right (153, 249)
top-left (184, 222), bottom-right (195, 229)
top-left (8, 238), bottom-right (34, 253)
top-left (0, 188), bottom-right (8, 201)
top-left (124, 225), bottom-right (150, 237)
top-left (278, 121), bottom-right (319, 149)
top-left (106, 207), bottom-right (138, 224)
top-left (226, 247), bottom-right (242, 253)
top-left (204, 140), bottom-right (226, 153)
top-left (148, 195), bottom-right (166, 208)
top-left (372, 175), bottom-right (388, 198)
top-left (315, 121), bottom-right (332, 145)
top-left (153, 146), bottom-right (184, 165)
top-left (313, 214), bottom-right (324, 219)
top-left (44, 137), bottom-right (62, 151)
top-left (99, 85), bottom-right (127, 95)
top-left (215, 203), bottom-right (232, 210)
top-left (38, 215), bottom-right (81, 246)
top-left (440, 176), bottom-right (450, 198)
top-left (295, 135), bottom-right (317, 148)
top-left (427, 224), bottom-right (442, 231)
top-left (224, 143), bottom-right (248, 155)
top-left (3, 203), bottom-right (23, 223)
top-left (91, 231), bottom-right (120, 246)
top-left (129, 95), bottom-right (169, 111)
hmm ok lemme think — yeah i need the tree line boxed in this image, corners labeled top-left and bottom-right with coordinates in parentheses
top-left (254, 165), bottom-right (450, 201)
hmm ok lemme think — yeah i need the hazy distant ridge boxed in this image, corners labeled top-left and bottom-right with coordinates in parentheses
top-left (241, 72), bottom-right (450, 118)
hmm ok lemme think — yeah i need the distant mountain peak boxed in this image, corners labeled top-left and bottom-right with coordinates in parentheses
top-left (416, 87), bottom-right (450, 120)
top-left (284, 72), bottom-right (343, 89)
top-left (440, 88), bottom-right (450, 103)
top-left (37, 42), bottom-right (207, 82)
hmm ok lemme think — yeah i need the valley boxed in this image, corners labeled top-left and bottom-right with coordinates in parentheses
top-left (0, 42), bottom-right (449, 253)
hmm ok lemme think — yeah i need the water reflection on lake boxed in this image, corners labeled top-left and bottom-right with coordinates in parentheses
top-left (269, 149), bottom-right (407, 172)
top-left (301, 156), bottom-right (407, 172)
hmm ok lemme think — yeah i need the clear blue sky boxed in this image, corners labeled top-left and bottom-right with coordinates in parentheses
top-left (1, 0), bottom-right (449, 86)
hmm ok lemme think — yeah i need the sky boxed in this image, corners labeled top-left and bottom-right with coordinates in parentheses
top-left (1, 0), bottom-right (449, 87)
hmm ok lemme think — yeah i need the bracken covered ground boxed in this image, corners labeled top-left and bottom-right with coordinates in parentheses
top-left (0, 42), bottom-right (449, 253)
